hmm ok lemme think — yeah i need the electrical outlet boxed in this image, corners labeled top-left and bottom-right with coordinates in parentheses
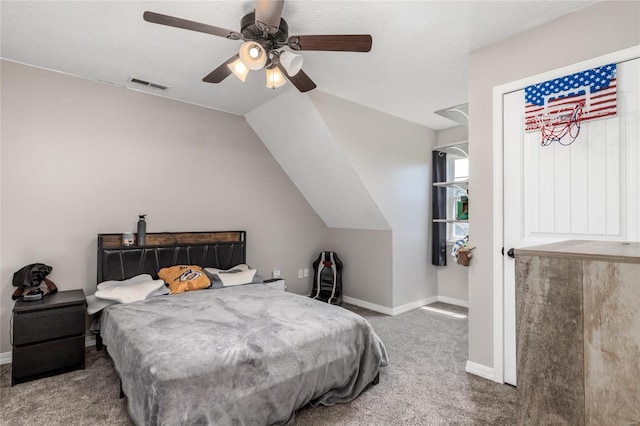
top-left (272, 270), bottom-right (281, 279)
top-left (303, 268), bottom-right (309, 278)
top-left (298, 269), bottom-right (304, 279)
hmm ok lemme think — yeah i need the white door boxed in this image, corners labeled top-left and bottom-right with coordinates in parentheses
top-left (502, 58), bottom-right (640, 386)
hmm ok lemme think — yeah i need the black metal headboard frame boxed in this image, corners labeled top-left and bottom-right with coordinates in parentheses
top-left (97, 231), bottom-right (246, 284)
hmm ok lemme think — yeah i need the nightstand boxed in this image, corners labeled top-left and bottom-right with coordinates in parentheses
top-left (264, 278), bottom-right (286, 291)
top-left (12, 289), bottom-right (86, 385)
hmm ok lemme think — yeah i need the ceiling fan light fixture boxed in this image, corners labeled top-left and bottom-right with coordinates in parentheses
top-left (143, 8), bottom-right (372, 93)
top-left (227, 57), bottom-right (250, 82)
top-left (266, 66), bottom-right (286, 89)
top-left (279, 51), bottom-right (303, 76)
top-left (239, 41), bottom-right (267, 70)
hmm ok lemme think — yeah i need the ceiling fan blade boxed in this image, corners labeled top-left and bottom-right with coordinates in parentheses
top-left (288, 35), bottom-right (372, 52)
top-left (203, 55), bottom-right (238, 83)
top-left (143, 11), bottom-right (243, 40)
top-left (277, 64), bottom-right (316, 93)
top-left (255, 0), bottom-right (285, 34)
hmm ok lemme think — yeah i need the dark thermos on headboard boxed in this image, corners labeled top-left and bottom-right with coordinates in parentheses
top-left (137, 215), bottom-right (146, 246)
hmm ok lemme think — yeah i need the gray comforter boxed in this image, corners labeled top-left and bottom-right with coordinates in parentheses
top-left (101, 284), bottom-right (388, 425)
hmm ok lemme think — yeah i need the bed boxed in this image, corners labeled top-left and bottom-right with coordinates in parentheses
top-left (96, 231), bottom-right (388, 425)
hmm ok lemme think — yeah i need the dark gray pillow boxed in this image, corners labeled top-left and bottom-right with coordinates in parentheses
top-left (202, 269), bottom-right (224, 289)
top-left (202, 270), bottom-right (264, 288)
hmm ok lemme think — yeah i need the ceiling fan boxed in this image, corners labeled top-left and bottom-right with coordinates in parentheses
top-left (143, 0), bottom-right (372, 92)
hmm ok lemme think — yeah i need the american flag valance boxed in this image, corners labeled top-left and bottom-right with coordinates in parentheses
top-left (525, 63), bottom-right (617, 131)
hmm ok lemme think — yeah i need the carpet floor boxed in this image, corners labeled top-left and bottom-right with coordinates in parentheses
top-left (0, 302), bottom-right (515, 425)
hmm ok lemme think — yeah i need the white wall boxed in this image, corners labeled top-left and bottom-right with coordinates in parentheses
top-left (309, 91), bottom-right (438, 308)
top-left (437, 126), bottom-right (467, 146)
top-left (468, 1), bottom-right (640, 370)
top-left (0, 60), bottom-right (327, 354)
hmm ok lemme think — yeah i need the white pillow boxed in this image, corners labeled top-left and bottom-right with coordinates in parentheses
top-left (86, 294), bottom-right (118, 315)
top-left (204, 264), bottom-right (250, 276)
top-left (97, 274), bottom-right (154, 291)
top-left (88, 280), bottom-right (169, 315)
top-left (95, 279), bottom-right (166, 304)
top-left (217, 269), bottom-right (257, 287)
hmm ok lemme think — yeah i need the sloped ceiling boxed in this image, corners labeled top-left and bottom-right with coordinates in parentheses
top-left (246, 89), bottom-right (390, 230)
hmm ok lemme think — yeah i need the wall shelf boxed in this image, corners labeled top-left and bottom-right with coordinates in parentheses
top-left (433, 180), bottom-right (468, 192)
top-left (434, 103), bottom-right (469, 127)
top-left (432, 140), bottom-right (469, 226)
top-left (432, 141), bottom-right (468, 158)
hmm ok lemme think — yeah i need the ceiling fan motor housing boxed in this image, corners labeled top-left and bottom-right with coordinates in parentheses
top-left (241, 12), bottom-right (288, 49)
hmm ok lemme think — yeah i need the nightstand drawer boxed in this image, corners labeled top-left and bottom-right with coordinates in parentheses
top-left (12, 335), bottom-right (85, 381)
top-left (13, 305), bottom-right (85, 346)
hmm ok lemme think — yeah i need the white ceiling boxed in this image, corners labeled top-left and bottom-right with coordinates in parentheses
top-left (1, 1), bottom-right (595, 130)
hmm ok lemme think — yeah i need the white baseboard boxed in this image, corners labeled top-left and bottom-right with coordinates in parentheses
top-left (0, 335), bottom-right (97, 365)
top-left (465, 360), bottom-right (499, 382)
top-left (0, 351), bottom-right (12, 365)
top-left (437, 296), bottom-right (469, 308)
top-left (342, 296), bottom-right (394, 315)
top-left (342, 295), bottom-right (439, 316)
top-left (343, 295), bottom-right (468, 316)
top-left (85, 335), bottom-right (96, 348)
top-left (391, 296), bottom-right (438, 316)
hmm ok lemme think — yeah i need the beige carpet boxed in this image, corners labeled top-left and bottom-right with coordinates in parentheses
top-left (0, 303), bottom-right (515, 425)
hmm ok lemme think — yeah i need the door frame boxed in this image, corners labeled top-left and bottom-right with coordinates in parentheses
top-left (490, 45), bottom-right (640, 384)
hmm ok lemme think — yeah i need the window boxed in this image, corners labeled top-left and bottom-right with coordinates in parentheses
top-left (447, 155), bottom-right (469, 242)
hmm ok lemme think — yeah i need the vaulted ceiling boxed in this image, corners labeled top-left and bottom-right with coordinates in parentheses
top-left (1, 1), bottom-right (596, 129)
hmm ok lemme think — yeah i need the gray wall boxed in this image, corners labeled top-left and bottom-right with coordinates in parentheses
top-left (247, 89), bottom-right (437, 311)
top-left (321, 228), bottom-right (393, 307)
top-left (309, 92), bottom-right (438, 309)
top-left (468, 1), bottom-right (640, 369)
top-left (0, 60), bottom-right (327, 354)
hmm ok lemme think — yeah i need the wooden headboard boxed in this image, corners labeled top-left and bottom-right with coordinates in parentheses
top-left (97, 231), bottom-right (246, 284)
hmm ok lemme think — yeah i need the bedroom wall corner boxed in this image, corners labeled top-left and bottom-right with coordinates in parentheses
top-left (0, 60), bottom-right (328, 354)
top-left (308, 91), bottom-right (438, 309)
top-left (321, 227), bottom-right (393, 309)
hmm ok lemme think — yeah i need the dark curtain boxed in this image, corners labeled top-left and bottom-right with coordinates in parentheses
top-left (431, 151), bottom-right (447, 266)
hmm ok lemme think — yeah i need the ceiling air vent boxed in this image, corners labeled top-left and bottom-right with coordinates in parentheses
top-left (128, 77), bottom-right (169, 91)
